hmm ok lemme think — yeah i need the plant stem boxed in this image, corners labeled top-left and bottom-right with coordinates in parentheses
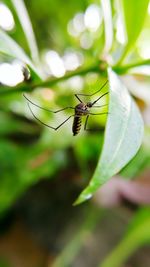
top-left (0, 62), bottom-right (101, 95)
top-left (0, 59), bottom-right (149, 96)
top-left (99, 217), bottom-right (150, 267)
top-left (113, 58), bottom-right (150, 74)
top-left (116, 46), bottom-right (130, 66)
top-left (34, 62), bottom-right (101, 88)
top-left (51, 206), bottom-right (104, 267)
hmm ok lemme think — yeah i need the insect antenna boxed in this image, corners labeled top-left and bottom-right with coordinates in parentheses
top-left (74, 80), bottom-right (108, 106)
top-left (91, 91), bottom-right (109, 106)
top-left (75, 80), bottom-right (108, 99)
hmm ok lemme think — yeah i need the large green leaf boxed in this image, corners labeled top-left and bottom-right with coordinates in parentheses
top-left (75, 68), bottom-right (144, 204)
top-left (0, 28), bottom-right (42, 79)
top-left (119, 0), bottom-right (149, 62)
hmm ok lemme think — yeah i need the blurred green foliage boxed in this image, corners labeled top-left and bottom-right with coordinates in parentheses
top-left (0, 0), bottom-right (150, 266)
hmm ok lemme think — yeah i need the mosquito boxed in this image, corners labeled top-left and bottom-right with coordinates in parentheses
top-left (23, 80), bottom-right (109, 136)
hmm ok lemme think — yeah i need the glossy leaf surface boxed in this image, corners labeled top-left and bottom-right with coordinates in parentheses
top-left (75, 68), bottom-right (144, 204)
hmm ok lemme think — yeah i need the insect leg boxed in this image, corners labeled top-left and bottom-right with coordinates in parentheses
top-left (84, 112), bottom-right (109, 132)
top-left (84, 115), bottom-right (90, 131)
top-left (91, 92), bottom-right (109, 106)
top-left (75, 80), bottom-right (108, 98)
top-left (74, 94), bottom-right (82, 103)
top-left (55, 115), bottom-right (74, 130)
top-left (91, 104), bottom-right (108, 108)
top-left (27, 103), bottom-right (74, 130)
top-left (23, 94), bottom-right (75, 113)
top-left (89, 112), bottom-right (109, 115)
top-left (54, 107), bottom-right (75, 113)
top-left (84, 115), bottom-right (104, 132)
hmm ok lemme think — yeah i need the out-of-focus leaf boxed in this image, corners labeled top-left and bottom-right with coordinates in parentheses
top-left (11, 0), bottom-right (41, 67)
top-left (75, 68), bottom-right (144, 205)
top-left (0, 113), bottom-right (21, 135)
top-left (127, 207), bottom-right (150, 233)
top-left (0, 259), bottom-right (10, 267)
top-left (121, 128), bottom-right (150, 179)
top-left (100, 207), bottom-right (150, 267)
top-left (122, 0), bottom-right (149, 46)
top-left (101, 0), bottom-right (113, 53)
top-left (0, 139), bottom-right (67, 215)
top-left (122, 76), bottom-right (150, 105)
top-left (0, 28), bottom-right (42, 79)
top-left (51, 206), bottom-right (103, 267)
top-left (129, 66), bottom-right (150, 76)
top-left (120, 146), bottom-right (150, 179)
top-left (119, 0), bottom-right (149, 62)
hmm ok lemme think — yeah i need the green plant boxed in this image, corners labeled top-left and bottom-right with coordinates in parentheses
top-left (1, 0), bottom-right (149, 202)
top-left (0, 0), bottom-right (150, 266)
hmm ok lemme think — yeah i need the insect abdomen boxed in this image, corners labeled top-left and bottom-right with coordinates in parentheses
top-left (72, 116), bottom-right (82, 136)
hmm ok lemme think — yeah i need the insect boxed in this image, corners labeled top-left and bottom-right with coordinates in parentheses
top-left (23, 80), bottom-right (109, 136)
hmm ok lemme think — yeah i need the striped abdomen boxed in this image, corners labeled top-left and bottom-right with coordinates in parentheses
top-left (72, 116), bottom-right (82, 136)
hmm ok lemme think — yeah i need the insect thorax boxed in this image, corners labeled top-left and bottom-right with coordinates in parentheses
top-left (75, 103), bottom-right (89, 115)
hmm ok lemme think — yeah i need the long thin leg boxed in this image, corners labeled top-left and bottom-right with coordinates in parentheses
top-left (91, 104), bottom-right (108, 108)
top-left (89, 112), bottom-right (109, 115)
top-left (84, 115), bottom-right (102, 131)
top-left (28, 103), bottom-right (74, 130)
top-left (74, 94), bottom-right (82, 103)
top-left (23, 94), bottom-right (75, 113)
top-left (84, 115), bottom-right (89, 130)
top-left (84, 112), bottom-right (109, 132)
top-left (91, 92), bottom-right (109, 106)
top-left (75, 80), bottom-right (108, 98)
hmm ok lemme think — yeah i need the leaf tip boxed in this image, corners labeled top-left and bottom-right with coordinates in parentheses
top-left (73, 190), bottom-right (93, 206)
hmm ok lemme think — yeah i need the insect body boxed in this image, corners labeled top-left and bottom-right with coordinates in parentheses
top-left (23, 80), bottom-right (109, 136)
top-left (73, 103), bottom-right (90, 136)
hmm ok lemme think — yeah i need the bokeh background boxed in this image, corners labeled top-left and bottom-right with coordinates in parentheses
top-left (0, 0), bottom-right (150, 266)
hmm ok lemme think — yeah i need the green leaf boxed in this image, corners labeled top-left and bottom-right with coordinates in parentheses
top-left (51, 206), bottom-right (103, 267)
top-left (0, 28), bottom-right (42, 79)
top-left (11, 0), bottom-right (41, 67)
top-left (74, 68), bottom-right (144, 205)
top-left (127, 207), bottom-right (150, 234)
top-left (99, 208), bottom-right (150, 267)
top-left (118, 0), bottom-right (149, 63)
top-left (120, 146), bottom-right (150, 179)
top-left (0, 139), bottom-right (67, 215)
top-left (121, 127), bottom-right (150, 179)
top-left (122, 0), bottom-right (149, 46)
top-left (101, 0), bottom-right (113, 53)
